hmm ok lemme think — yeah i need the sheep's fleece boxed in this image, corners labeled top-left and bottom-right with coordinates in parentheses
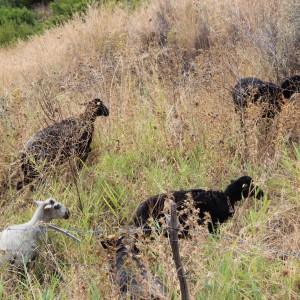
top-left (0, 198), bottom-right (69, 268)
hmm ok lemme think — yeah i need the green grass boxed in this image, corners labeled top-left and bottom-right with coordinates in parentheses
top-left (1, 141), bottom-right (299, 299)
top-left (4, 141), bottom-right (298, 298)
top-left (0, 125), bottom-right (299, 299)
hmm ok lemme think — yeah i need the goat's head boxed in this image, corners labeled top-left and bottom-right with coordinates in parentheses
top-left (34, 198), bottom-right (70, 222)
top-left (83, 98), bottom-right (109, 117)
top-left (224, 176), bottom-right (264, 205)
top-left (281, 75), bottom-right (300, 99)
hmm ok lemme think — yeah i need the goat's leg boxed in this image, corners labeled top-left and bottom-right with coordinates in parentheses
top-left (76, 146), bottom-right (91, 170)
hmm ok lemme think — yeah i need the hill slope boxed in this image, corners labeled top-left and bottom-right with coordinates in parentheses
top-left (0, 0), bottom-right (299, 298)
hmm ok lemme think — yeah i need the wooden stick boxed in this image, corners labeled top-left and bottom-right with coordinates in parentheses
top-left (168, 201), bottom-right (190, 300)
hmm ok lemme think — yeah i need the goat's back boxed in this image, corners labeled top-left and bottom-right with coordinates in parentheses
top-left (134, 189), bottom-right (231, 229)
top-left (232, 77), bottom-right (282, 110)
top-left (24, 117), bottom-right (93, 161)
top-left (0, 224), bottom-right (38, 267)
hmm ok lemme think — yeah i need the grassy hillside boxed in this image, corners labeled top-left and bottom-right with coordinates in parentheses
top-left (0, 0), bottom-right (299, 298)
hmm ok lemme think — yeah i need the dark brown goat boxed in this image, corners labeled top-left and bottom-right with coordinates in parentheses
top-left (16, 98), bottom-right (109, 190)
top-left (101, 236), bottom-right (166, 300)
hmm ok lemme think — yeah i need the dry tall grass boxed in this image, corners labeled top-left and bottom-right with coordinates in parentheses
top-left (0, 0), bottom-right (299, 298)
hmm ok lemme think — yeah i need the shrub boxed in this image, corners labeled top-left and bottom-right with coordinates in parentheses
top-left (0, 0), bottom-right (43, 8)
top-left (0, 6), bottom-right (40, 45)
top-left (0, 6), bottom-right (37, 25)
top-left (49, 0), bottom-right (89, 20)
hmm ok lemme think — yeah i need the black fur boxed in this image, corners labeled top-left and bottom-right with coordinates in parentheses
top-left (134, 176), bottom-right (264, 234)
top-left (16, 98), bottom-right (109, 190)
top-left (232, 76), bottom-right (300, 126)
top-left (281, 75), bottom-right (300, 99)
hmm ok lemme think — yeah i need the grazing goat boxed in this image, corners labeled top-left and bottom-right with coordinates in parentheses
top-left (280, 76), bottom-right (300, 99)
top-left (134, 176), bottom-right (264, 235)
top-left (101, 235), bottom-right (166, 300)
top-left (16, 98), bottom-right (109, 190)
top-left (0, 198), bottom-right (69, 268)
top-left (232, 76), bottom-right (300, 126)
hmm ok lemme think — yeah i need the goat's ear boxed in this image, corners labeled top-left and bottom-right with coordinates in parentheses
top-left (44, 204), bottom-right (53, 210)
top-left (34, 200), bottom-right (43, 207)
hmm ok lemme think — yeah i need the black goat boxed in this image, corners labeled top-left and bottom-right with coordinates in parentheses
top-left (16, 98), bottom-right (109, 190)
top-left (101, 236), bottom-right (166, 300)
top-left (232, 76), bottom-right (300, 126)
top-left (134, 176), bottom-right (264, 234)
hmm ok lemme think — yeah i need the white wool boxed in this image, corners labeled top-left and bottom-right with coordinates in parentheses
top-left (0, 198), bottom-right (69, 268)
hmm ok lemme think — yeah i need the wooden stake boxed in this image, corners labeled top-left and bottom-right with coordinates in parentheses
top-left (168, 201), bottom-right (190, 300)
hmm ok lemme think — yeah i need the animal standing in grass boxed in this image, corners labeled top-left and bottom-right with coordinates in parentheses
top-left (134, 176), bottom-right (264, 235)
top-left (16, 98), bottom-right (109, 190)
top-left (232, 76), bottom-right (300, 126)
top-left (0, 198), bottom-right (70, 268)
top-left (101, 235), bottom-right (166, 299)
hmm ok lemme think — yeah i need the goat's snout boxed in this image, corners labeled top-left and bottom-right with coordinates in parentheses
top-left (102, 107), bottom-right (109, 117)
top-left (64, 209), bottom-right (70, 219)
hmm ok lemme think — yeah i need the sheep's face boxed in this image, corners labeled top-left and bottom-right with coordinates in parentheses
top-left (281, 75), bottom-right (300, 98)
top-left (35, 198), bottom-right (70, 222)
top-left (225, 176), bottom-right (264, 204)
top-left (87, 98), bottom-right (109, 117)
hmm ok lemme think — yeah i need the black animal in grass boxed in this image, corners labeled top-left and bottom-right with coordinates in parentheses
top-left (16, 98), bottom-right (109, 190)
top-left (134, 176), bottom-right (264, 235)
top-left (232, 76), bottom-right (300, 126)
top-left (101, 236), bottom-right (166, 300)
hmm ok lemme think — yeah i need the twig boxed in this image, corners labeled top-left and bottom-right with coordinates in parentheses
top-left (47, 224), bottom-right (81, 243)
top-left (168, 201), bottom-right (190, 300)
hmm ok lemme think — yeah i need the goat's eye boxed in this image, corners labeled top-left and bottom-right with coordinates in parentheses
top-left (50, 199), bottom-right (55, 205)
top-left (54, 204), bottom-right (61, 210)
top-left (242, 183), bottom-right (248, 188)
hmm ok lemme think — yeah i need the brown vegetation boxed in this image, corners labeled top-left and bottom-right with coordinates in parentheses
top-left (0, 0), bottom-right (299, 298)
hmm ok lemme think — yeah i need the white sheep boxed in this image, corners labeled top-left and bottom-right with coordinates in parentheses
top-left (0, 198), bottom-right (70, 269)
